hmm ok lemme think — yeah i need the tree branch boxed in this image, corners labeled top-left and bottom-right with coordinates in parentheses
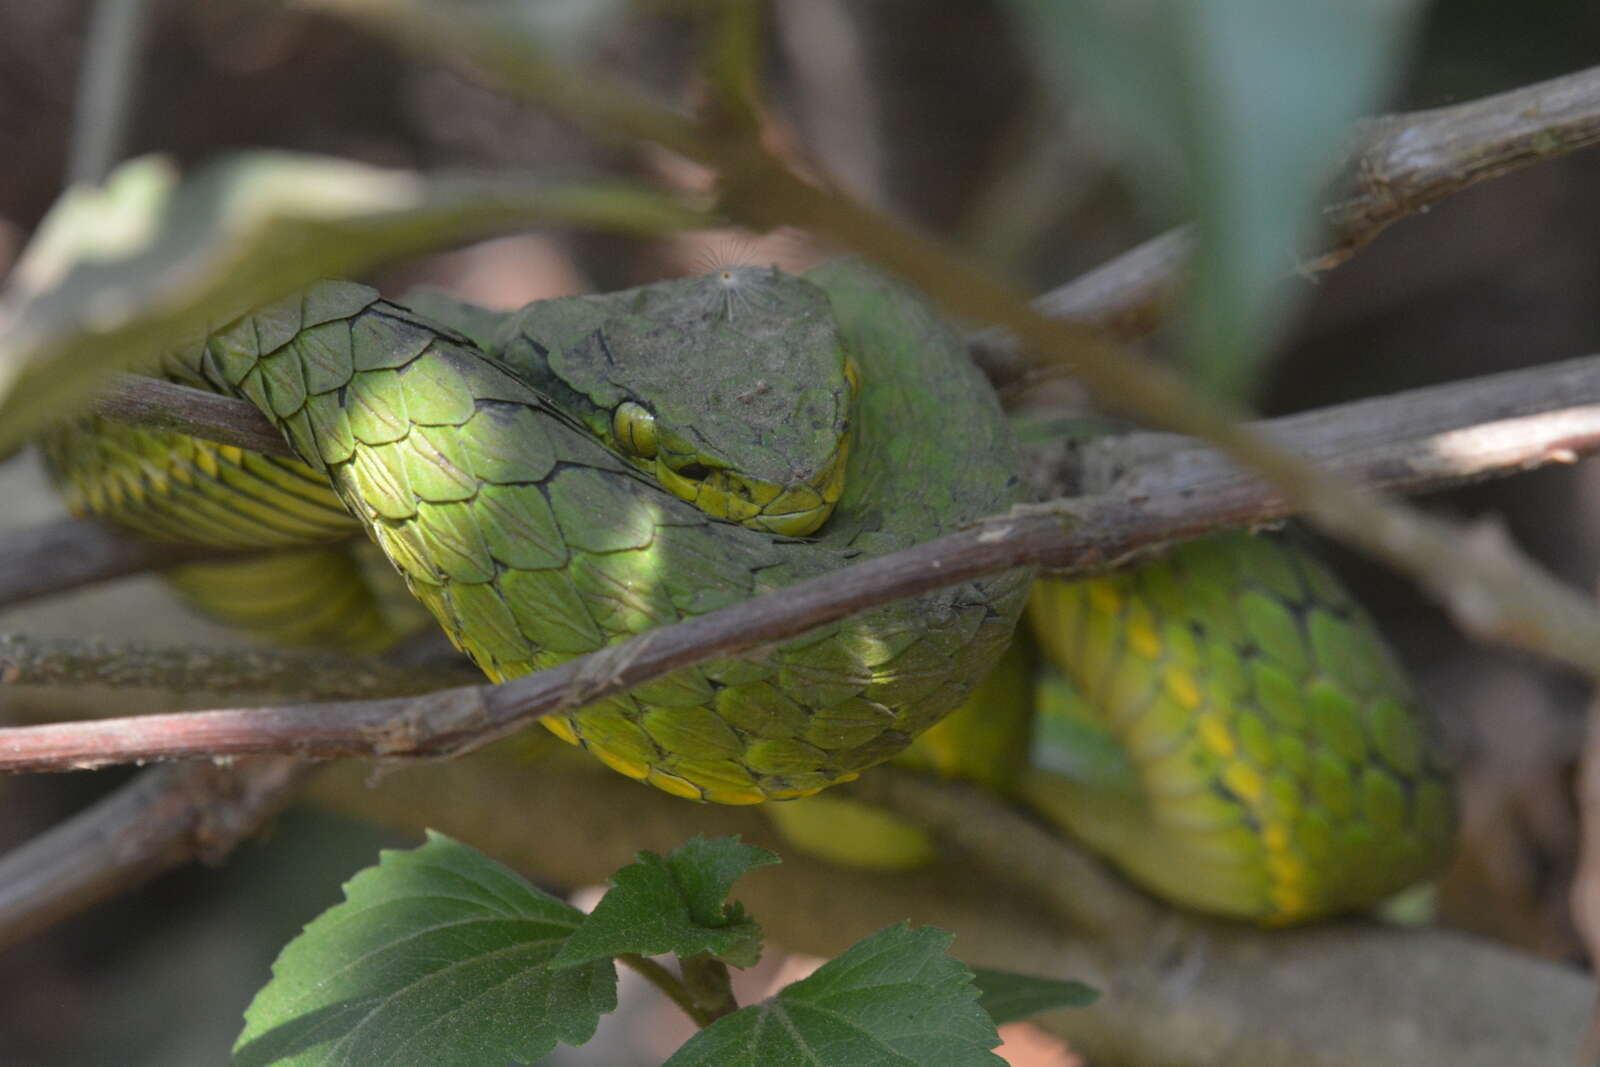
top-left (0, 517), bottom-right (248, 609)
top-left (0, 632), bottom-right (476, 700)
top-left (855, 770), bottom-right (1587, 1067)
top-left (0, 757), bottom-right (314, 949)
top-left (1064, 353), bottom-right (1600, 499)
top-left (89, 373), bottom-right (292, 458)
top-left (6, 355), bottom-right (1600, 771)
top-left (619, 954), bottom-right (719, 1029)
top-left (28, 58), bottom-right (1600, 771)
top-left (969, 64), bottom-right (1600, 383)
top-left (62, 351), bottom-right (1600, 565)
top-left (855, 769), bottom-right (1159, 940)
top-left (1323, 65), bottom-right (1600, 268)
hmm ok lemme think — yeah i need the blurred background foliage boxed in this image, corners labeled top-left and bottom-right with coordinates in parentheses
top-left (2, 0), bottom-right (1599, 1062)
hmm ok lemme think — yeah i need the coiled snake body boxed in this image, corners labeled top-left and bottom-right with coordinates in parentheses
top-left (44, 261), bottom-right (1452, 921)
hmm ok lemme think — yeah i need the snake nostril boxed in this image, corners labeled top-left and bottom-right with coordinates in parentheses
top-left (676, 462), bottom-right (710, 481)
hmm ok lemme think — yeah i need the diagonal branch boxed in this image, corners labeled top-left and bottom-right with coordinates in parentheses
top-left (970, 63), bottom-right (1600, 382)
top-left (22, 350), bottom-right (1593, 619)
top-left (24, 50), bottom-right (1600, 757)
top-left (0, 757), bottom-right (314, 949)
top-left (727, 164), bottom-right (1600, 681)
top-left (6, 355), bottom-right (1600, 772)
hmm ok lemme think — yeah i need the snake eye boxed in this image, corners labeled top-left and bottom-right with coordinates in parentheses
top-left (612, 401), bottom-right (658, 459)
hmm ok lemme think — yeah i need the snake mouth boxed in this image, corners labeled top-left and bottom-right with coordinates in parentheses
top-left (655, 434), bottom-right (849, 538)
top-left (641, 354), bottom-right (858, 536)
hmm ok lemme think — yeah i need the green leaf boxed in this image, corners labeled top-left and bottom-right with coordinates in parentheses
top-left (553, 836), bottom-right (779, 970)
top-left (232, 831), bottom-right (615, 1067)
top-left (1004, 0), bottom-right (1421, 397)
top-left (662, 923), bottom-right (1006, 1067)
top-left (970, 968), bottom-right (1098, 1024)
top-left (0, 151), bottom-right (710, 454)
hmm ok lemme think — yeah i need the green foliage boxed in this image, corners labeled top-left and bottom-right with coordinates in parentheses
top-left (1003, 0), bottom-right (1422, 397)
top-left (232, 832), bottom-right (615, 1067)
top-left (663, 923), bottom-right (1009, 1067)
top-left (551, 836), bottom-right (778, 970)
top-left (0, 152), bottom-right (707, 455)
top-left (236, 835), bottom-right (1090, 1066)
top-left (970, 968), bottom-right (1099, 1024)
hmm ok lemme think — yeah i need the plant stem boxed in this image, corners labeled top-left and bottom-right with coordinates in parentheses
top-left (619, 953), bottom-right (717, 1028)
top-left (680, 953), bottom-right (739, 1023)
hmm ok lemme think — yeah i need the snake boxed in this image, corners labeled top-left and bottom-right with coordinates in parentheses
top-left (772, 530), bottom-right (1456, 922)
top-left (41, 261), bottom-right (1453, 923)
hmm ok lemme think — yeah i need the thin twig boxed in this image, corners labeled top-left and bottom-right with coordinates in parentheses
top-left (0, 757), bottom-right (313, 948)
top-left (969, 64), bottom-right (1600, 380)
top-left (1069, 355), bottom-right (1600, 499)
top-left (56, 351), bottom-right (1600, 602)
top-left (852, 769), bottom-right (1158, 940)
top-left (90, 374), bottom-right (293, 458)
top-left (307, 0), bottom-right (712, 160)
top-left (971, 229), bottom-right (1191, 382)
top-left (726, 164), bottom-right (1600, 678)
top-left (32, 10), bottom-right (1600, 782)
top-left (1323, 67), bottom-right (1600, 268)
top-left (619, 953), bottom-right (715, 1028)
top-left (401, 14), bottom-right (1600, 697)
top-left (0, 632), bottom-right (476, 700)
top-left (6, 356), bottom-right (1600, 771)
top-left (0, 517), bottom-right (249, 610)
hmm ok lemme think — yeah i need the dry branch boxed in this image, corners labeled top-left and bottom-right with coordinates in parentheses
top-left (970, 64), bottom-right (1600, 383)
top-left (312, 2), bottom-right (1600, 672)
top-left (0, 757), bottom-right (313, 949)
top-left (26, 41), bottom-right (1600, 765)
top-left (0, 517), bottom-right (246, 609)
top-left (1062, 353), bottom-right (1600, 499)
top-left (0, 631), bottom-right (476, 699)
top-left (89, 373), bottom-right (291, 457)
top-left (6, 354), bottom-right (1600, 772)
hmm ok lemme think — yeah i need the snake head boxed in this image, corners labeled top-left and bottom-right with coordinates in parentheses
top-left (499, 267), bottom-right (860, 537)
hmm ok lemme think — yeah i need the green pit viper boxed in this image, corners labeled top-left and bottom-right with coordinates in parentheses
top-left (41, 260), bottom-right (1453, 923)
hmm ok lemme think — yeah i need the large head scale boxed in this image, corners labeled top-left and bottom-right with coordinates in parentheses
top-left (495, 267), bottom-right (858, 537)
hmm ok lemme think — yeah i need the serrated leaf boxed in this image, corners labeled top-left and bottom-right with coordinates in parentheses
top-left (232, 831), bottom-right (615, 1067)
top-left (1005, 0), bottom-right (1421, 397)
top-left (553, 836), bottom-right (778, 970)
top-left (970, 968), bottom-right (1098, 1024)
top-left (662, 923), bottom-right (1006, 1067)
